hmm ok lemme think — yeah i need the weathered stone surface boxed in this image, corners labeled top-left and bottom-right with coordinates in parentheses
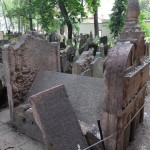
top-left (28, 70), bottom-right (104, 126)
top-left (90, 57), bottom-right (104, 78)
top-left (102, 0), bottom-right (150, 150)
top-left (73, 51), bottom-right (94, 75)
top-left (81, 69), bottom-right (93, 77)
top-left (2, 33), bottom-right (60, 121)
top-left (30, 85), bottom-right (88, 150)
top-left (14, 71), bottom-right (104, 142)
top-left (60, 45), bottom-right (72, 73)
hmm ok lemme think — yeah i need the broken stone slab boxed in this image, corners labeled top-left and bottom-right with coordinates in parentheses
top-left (30, 84), bottom-right (88, 150)
top-left (14, 71), bottom-right (104, 142)
top-left (28, 70), bottom-right (104, 126)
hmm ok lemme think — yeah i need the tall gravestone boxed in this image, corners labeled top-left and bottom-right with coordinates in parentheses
top-left (102, 0), bottom-right (150, 150)
top-left (2, 33), bottom-right (60, 122)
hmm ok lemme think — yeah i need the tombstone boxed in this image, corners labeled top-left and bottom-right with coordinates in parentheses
top-left (2, 33), bottom-right (61, 122)
top-left (79, 34), bottom-right (89, 55)
top-left (99, 36), bottom-right (107, 46)
top-left (81, 57), bottom-right (104, 78)
top-left (102, 0), bottom-right (150, 150)
top-left (60, 45), bottom-right (72, 73)
top-left (99, 43), bottom-right (105, 57)
top-left (30, 84), bottom-right (88, 150)
top-left (49, 31), bottom-right (61, 42)
top-left (90, 57), bottom-right (104, 78)
top-left (0, 31), bottom-right (4, 40)
top-left (81, 69), bottom-right (93, 77)
top-left (90, 31), bottom-right (93, 39)
top-left (73, 51), bottom-right (94, 75)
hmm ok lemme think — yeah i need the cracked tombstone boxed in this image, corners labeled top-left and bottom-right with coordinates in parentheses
top-left (30, 84), bottom-right (88, 150)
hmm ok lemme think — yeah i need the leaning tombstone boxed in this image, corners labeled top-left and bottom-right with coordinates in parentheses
top-left (30, 84), bottom-right (88, 150)
top-left (102, 0), bottom-right (150, 150)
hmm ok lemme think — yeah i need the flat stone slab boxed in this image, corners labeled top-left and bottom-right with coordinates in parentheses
top-left (30, 85), bottom-right (88, 150)
top-left (28, 70), bottom-right (105, 126)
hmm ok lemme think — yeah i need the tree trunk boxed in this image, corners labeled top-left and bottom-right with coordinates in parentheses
top-left (94, 9), bottom-right (99, 37)
top-left (58, 0), bottom-right (73, 40)
top-left (2, 0), bottom-right (14, 30)
top-left (18, 16), bottom-right (21, 32)
top-left (29, 0), bottom-right (33, 31)
top-left (0, 0), bottom-right (8, 31)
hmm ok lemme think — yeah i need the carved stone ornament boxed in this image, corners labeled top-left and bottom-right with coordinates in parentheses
top-left (124, 0), bottom-right (141, 32)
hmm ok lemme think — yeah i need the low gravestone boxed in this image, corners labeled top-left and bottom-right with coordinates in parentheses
top-left (90, 57), bottom-right (104, 78)
top-left (80, 57), bottom-right (104, 78)
top-left (73, 51), bottom-right (94, 75)
top-left (60, 45), bottom-right (72, 73)
top-left (2, 32), bottom-right (60, 122)
top-left (30, 84), bottom-right (88, 150)
top-left (81, 69), bottom-right (93, 77)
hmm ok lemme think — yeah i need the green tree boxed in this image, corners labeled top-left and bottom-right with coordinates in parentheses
top-left (139, 0), bottom-right (150, 19)
top-left (30, 0), bottom-right (86, 39)
top-left (109, 0), bottom-right (128, 38)
top-left (86, 0), bottom-right (101, 37)
top-left (139, 11), bottom-right (150, 37)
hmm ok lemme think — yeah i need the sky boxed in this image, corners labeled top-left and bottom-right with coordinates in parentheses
top-left (98, 0), bottom-right (115, 19)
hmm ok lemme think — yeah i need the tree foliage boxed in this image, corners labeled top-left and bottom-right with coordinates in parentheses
top-left (109, 0), bottom-right (128, 38)
top-left (2, 0), bottom-right (101, 39)
top-left (139, 11), bottom-right (150, 37)
top-left (139, 0), bottom-right (150, 19)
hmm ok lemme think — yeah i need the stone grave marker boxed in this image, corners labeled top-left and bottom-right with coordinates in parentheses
top-left (90, 57), bottom-right (104, 78)
top-left (30, 84), bottom-right (88, 150)
top-left (102, 0), bottom-right (150, 150)
top-left (2, 32), bottom-right (60, 122)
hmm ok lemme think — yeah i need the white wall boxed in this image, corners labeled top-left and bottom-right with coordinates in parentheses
top-left (79, 22), bottom-right (112, 38)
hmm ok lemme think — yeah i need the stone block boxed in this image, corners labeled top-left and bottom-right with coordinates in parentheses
top-left (30, 84), bottom-right (88, 150)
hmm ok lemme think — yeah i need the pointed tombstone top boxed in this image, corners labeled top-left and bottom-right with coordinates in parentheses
top-left (124, 0), bottom-right (141, 32)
